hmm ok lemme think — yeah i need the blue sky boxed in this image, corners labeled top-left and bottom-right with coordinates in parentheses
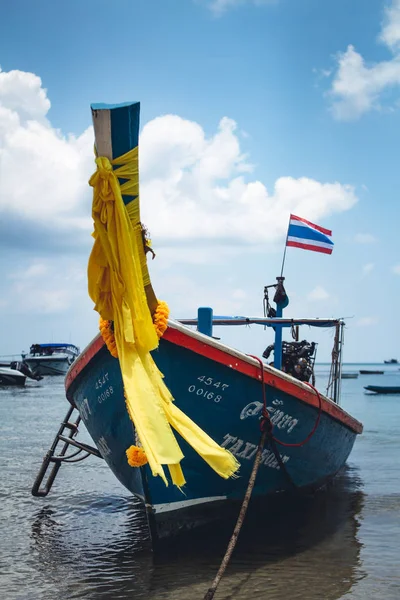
top-left (0, 0), bottom-right (399, 362)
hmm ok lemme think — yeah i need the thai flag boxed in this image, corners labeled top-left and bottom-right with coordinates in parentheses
top-left (286, 214), bottom-right (334, 255)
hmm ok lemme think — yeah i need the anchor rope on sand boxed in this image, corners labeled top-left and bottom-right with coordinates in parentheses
top-left (203, 427), bottom-right (267, 600)
top-left (203, 355), bottom-right (323, 599)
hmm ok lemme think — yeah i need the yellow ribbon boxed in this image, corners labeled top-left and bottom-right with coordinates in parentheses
top-left (88, 149), bottom-right (239, 487)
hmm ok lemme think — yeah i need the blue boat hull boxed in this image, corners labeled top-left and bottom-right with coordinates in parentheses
top-left (66, 322), bottom-right (361, 538)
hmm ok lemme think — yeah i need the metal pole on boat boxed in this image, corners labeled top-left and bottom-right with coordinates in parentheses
top-left (197, 307), bottom-right (213, 337)
top-left (280, 215), bottom-right (290, 278)
top-left (273, 277), bottom-right (289, 370)
top-left (330, 321), bottom-right (344, 404)
top-left (274, 303), bottom-right (283, 370)
top-left (275, 217), bottom-right (291, 369)
top-left (336, 322), bottom-right (344, 405)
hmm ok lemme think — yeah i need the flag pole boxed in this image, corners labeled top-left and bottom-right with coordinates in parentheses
top-left (280, 215), bottom-right (291, 278)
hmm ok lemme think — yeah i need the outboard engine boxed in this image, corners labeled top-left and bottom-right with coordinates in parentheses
top-left (263, 339), bottom-right (317, 383)
top-left (12, 361), bottom-right (43, 381)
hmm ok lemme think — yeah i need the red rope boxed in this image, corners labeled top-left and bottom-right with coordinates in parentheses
top-left (248, 355), bottom-right (322, 448)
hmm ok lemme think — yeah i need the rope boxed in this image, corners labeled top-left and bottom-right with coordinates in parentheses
top-left (272, 381), bottom-right (322, 447)
top-left (202, 355), bottom-right (323, 599)
top-left (203, 428), bottom-right (267, 600)
top-left (248, 354), bottom-right (296, 489)
top-left (248, 355), bottom-right (323, 448)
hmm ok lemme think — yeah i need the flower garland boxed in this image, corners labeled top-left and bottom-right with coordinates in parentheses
top-left (126, 445), bottom-right (148, 467)
top-left (99, 318), bottom-right (118, 358)
top-left (99, 300), bottom-right (169, 358)
top-left (99, 301), bottom-right (170, 468)
top-left (153, 300), bottom-right (169, 338)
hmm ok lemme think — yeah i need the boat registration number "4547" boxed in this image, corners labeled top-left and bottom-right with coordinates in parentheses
top-left (187, 375), bottom-right (230, 403)
top-left (94, 372), bottom-right (114, 404)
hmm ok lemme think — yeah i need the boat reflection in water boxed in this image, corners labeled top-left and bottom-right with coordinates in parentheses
top-left (30, 465), bottom-right (365, 600)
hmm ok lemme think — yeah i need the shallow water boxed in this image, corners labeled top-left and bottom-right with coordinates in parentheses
top-left (1, 365), bottom-right (400, 599)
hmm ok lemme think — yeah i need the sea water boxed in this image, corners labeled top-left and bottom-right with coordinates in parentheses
top-left (1, 365), bottom-right (400, 599)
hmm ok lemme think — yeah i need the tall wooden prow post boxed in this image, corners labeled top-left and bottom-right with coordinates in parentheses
top-left (91, 101), bottom-right (158, 314)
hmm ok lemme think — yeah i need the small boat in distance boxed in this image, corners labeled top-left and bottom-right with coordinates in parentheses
top-left (0, 361), bottom-right (42, 386)
top-left (365, 385), bottom-right (400, 394)
top-left (341, 373), bottom-right (358, 379)
top-left (22, 343), bottom-right (79, 376)
top-left (0, 364), bottom-right (27, 386)
top-left (359, 370), bottom-right (384, 375)
top-left (384, 359), bottom-right (398, 364)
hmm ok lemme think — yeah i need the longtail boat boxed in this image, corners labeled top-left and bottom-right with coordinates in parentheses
top-left (32, 102), bottom-right (363, 540)
top-left (364, 385), bottom-right (400, 394)
top-left (359, 370), bottom-right (384, 375)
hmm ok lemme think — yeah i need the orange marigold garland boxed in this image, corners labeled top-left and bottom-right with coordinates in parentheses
top-left (99, 318), bottom-right (118, 357)
top-left (126, 445), bottom-right (148, 467)
top-left (99, 300), bottom-right (169, 356)
top-left (153, 300), bottom-right (169, 338)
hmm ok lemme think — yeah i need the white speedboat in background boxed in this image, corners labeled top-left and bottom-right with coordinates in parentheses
top-left (22, 343), bottom-right (80, 376)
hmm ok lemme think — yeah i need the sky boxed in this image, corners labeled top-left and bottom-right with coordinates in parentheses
top-left (0, 0), bottom-right (399, 363)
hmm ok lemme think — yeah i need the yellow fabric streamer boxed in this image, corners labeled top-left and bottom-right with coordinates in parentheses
top-left (88, 148), bottom-right (239, 488)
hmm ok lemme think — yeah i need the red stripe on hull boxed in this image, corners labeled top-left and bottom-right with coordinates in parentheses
top-left (65, 327), bottom-right (362, 434)
top-left (286, 241), bottom-right (333, 255)
top-left (65, 334), bottom-right (104, 399)
top-left (163, 328), bottom-right (361, 433)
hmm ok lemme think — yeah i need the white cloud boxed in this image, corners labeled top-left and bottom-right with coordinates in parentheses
top-left (327, 0), bottom-right (400, 120)
top-left (0, 69), bottom-right (94, 233)
top-left (392, 264), bottom-right (400, 274)
top-left (232, 288), bottom-right (248, 300)
top-left (356, 316), bottom-right (378, 327)
top-left (355, 233), bottom-right (377, 244)
top-left (380, 0), bottom-right (400, 51)
top-left (0, 66), bottom-right (358, 325)
top-left (0, 68), bottom-right (50, 122)
top-left (6, 258), bottom-right (87, 314)
top-left (362, 263), bottom-right (375, 276)
top-left (307, 285), bottom-right (329, 301)
top-left (11, 262), bottom-right (48, 278)
top-left (0, 69), bottom-right (357, 257)
top-left (0, 67), bottom-right (358, 257)
top-left (151, 273), bottom-right (251, 317)
top-left (205, 0), bottom-right (276, 17)
top-left (140, 114), bottom-right (357, 248)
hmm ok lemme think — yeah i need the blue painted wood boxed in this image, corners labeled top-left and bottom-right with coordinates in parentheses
top-left (91, 101), bottom-right (140, 205)
top-left (273, 277), bottom-right (289, 369)
top-left (197, 307), bottom-right (213, 337)
top-left (274, 304), bottom-right (283, 370)
top-left (91, 102), bottom-right (138, 110)
top-left (69, 335), bottom-right (358, 538)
